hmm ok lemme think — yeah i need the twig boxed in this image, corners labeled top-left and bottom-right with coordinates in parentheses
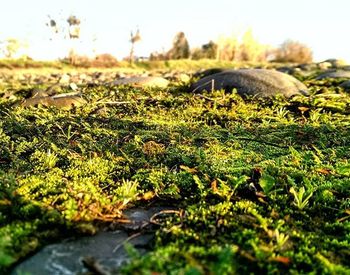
top-left (194, 93), bottom-right (216, 101)
top-left (150, 210), bottom-right (182, 225)
top-left (191, 79), bottom-right (217, 93)
top-left (51, 91), bottom-right (82, 98)
top-left (112, 232), bottom-right (142, 253)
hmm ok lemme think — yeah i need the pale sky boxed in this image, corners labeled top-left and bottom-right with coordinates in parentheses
top-left (1, 0), bottom-right (349, 62)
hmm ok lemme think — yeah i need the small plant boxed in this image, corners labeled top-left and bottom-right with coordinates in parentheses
top-left (274, 229), bottom-right (289, 249)
top-left (289, 186), bottom-right (313, 210)
top-left (114, 179), bottom-right (139, 208)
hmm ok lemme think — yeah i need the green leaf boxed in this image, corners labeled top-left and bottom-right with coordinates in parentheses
top-left (259, 173), bottom-right (275, 194)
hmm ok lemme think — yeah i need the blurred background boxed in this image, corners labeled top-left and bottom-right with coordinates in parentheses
top-left (0, 0), bottom-right (349, 64)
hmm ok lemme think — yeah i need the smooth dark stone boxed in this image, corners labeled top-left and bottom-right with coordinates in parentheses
top-left (315, 70), bottom-right (350, 80)
top-left (190, 69), bottom-right (309, 97)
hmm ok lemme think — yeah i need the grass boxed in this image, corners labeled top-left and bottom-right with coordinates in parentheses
top-left (0, 65), bottom-right (350, 274)
top-left (0, 57), bottom-right (282, 71)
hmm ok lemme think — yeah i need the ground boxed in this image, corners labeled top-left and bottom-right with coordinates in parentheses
top-left (0, 61), bottom-right (350, 274)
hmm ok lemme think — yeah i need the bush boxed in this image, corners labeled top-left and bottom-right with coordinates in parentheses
top-left (167, 32), bottom-right (190, 60)
top-left (61, 51), bottom-right (119, 68)
top-left (92, 53), bottom-right (119, 67)
top-left (273, 39), bottom-right (313, 63)
top-left (191, 41), bottom-right (217, 60)
top-left (216, 30), bottom-right (268, 62)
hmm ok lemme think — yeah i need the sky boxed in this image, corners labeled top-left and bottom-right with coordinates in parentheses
top-left (0, 0), bottom-right (349, 62)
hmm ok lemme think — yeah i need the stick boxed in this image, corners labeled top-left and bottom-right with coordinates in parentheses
top-left (112, 232), bottom-right (142, 253)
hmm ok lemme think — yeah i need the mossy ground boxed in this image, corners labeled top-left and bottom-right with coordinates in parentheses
top-left (0, 67), bottom-right (350, 274)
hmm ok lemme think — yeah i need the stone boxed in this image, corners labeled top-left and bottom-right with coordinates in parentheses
top-left (12, 231), bottom-right (153, 275)
top-left (276, 66), bottom-right (296, 75)
top-left (12, 207), bottom-right (175, 275)
top-left (190, 69), bottom-right (309, 97)
top-left (69, 83), bottom-right (78, 91)
top-left (111, 76), bottom-right (169, 88)
top-left (193, 68), bottom-right (228, 78)
top-left (340, 80), bottom-right (350, 90)
top-left (297, 63), bottom-right (317, 71)
top-left (322, 59), bottom-right (347, 68)
top-left (315, 70), bottom-right (350, 80)
top-left (58, 74), bottom-right (70, 84)
top-left (317, 62), bottom-right (332, 70)
top-left (19, 94), bottom-right (86, 110)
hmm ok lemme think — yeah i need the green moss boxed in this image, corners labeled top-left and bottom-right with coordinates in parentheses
top-left (0, 66), bottom-right (350, 273)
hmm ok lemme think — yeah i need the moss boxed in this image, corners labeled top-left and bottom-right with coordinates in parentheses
top-left (0, 65), bottom-right (350, 273)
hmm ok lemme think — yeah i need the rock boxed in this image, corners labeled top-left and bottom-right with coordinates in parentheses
top-left (340, 80), bottom-right (350, 90)
top-left (276, 66), bottom-right (296, 75)
top-left (315, 70), bottom-right (350, 80)
top-left (190, 69), bottom-right (309, 97)
top-left (59, 74), bottom-right (70, 84)
top-left (111, 76), bottom-right (169, 88)
top-left (69, 83), bottom-right (78, 91)
top-left (12, 231), bottom-right (153, 275)
top-left (193, 68), bottom-right (228, 78)
top-left (19, 94), bottom-right (86, 110)
top-left (297, 63), bottom-right (317, 71)
top-left (11, 207), bottom-right (175, 275)
top-left (317, 62), bottom-right (333, 70)
top-left (322, 59), bottom-right (347, 68)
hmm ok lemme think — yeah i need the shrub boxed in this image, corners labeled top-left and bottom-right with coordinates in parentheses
top-left (167, 32), bottom-right (190, 59)
top-left (216, 30), bottom-right (268, 62)
top-left (191, 41), bottom-right (218, 60)
top-left (273, 39), bottom-right (313, 63)
top-left (92, 53), bottom-right (119, 67)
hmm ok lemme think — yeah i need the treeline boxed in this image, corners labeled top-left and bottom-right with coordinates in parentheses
top-left (150, 30), bottom-right (313, 63)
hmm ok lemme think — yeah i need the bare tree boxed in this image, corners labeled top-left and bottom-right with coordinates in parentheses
top-left (129, 28), bottom-right (141, 64)
top-left (67, 15), bottom-right (81, 39)
top-left (46, 14), bottom-right (82, 64)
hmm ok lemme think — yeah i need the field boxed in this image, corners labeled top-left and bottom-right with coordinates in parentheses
top-left (0, 61), bottom-right (350, 274)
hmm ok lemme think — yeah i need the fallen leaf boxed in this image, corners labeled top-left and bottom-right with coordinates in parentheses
top-left (315, 168), bottom-right (333, 175)
top-left (180, 165), bottom-right (198, 174)
top-left (270, 256), bottom-right (291, 265)
top-left (298, 106), bottom-right (310, 113)
top-left (211, 179), bottom-right (218, 193)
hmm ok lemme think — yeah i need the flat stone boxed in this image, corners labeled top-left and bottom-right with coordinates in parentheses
top-left (190, 69), bottom-right (309, 97)
top-left (193, 68), bottom-right (228, 78)
top-left (59, 74), bottom-right (70, 84)
top-left (340, 80), bottom-right (350, 90)
top-left (315, 70), bottom-right (350, 80)
top-left (12, 231), bottom-right (153, 275)
top-left (276, 66), bottom-right (296, 75)
top-left (19, 94), bottom-right (86, 110)
top-left (11, 207), bottom-right (175, 275)
top-left (322, 59), bottom-right (347, 68)
top-left (317, 62), bottom-right (332, 70)
top-left (111, 76), bottom-right (169, 88)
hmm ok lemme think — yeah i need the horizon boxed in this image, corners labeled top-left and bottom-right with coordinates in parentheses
top-left (1, 0), bottom-right (350, 62)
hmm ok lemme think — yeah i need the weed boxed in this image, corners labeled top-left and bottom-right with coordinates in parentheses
top-left (289, 186), bottom-right (313, 210)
